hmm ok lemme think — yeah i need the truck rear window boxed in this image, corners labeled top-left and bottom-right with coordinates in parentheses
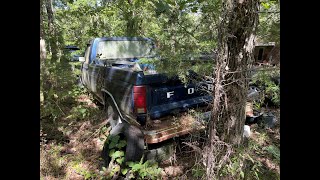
top-left (97, 40), bottom-right (155, 59)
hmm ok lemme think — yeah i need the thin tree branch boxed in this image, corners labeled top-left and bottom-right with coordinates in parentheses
top-left (257, 11), bottom-right (280, 13)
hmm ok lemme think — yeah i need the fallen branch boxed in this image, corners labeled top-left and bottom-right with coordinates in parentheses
top-left (50, 99), bottom-right (66, 116)
top-left (226, 67), bottom-right (279, 74)
top-left (82, 121), bottom-right (109, 143)
top-left (182, 142), bottom-right (202, 154)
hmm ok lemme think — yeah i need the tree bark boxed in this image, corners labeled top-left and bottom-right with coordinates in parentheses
top-left (126, 0), bottom-right (134, 36)
top-left (45, 0), bottom-right (58, 60)
top-left (40, 0), bottom-right (46, 61)
top-left (40, 0), bottom-right (50, 102)
top-left (125, 0), bottom-right (140, 36)
top-left (206, 0), bottom-right (259, 179)
top-left (40, 0), bottom-right (45, 40)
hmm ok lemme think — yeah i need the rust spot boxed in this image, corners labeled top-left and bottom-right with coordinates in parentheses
top-left (143, 113), bottom-right (207, 144)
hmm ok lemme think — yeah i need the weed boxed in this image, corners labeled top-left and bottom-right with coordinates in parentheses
top-left (264, 145), bottom-right (280, 162)
top-left (252, 69), bottom-right (280, 107)
top-left (99, 135), bottom-right (162, 179)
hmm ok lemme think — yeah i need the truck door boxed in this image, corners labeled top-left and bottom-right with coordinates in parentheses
top-left (81, 44), bottom-right (91, 89)
top-left (87, 56), bottom-right (101, 94)
top-left (86, 45), bottom-right (105, 102)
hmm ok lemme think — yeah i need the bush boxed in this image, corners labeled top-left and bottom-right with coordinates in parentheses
top-left (100, 135), bottom-right (162, 179)
top-left (252, 69), bottom-right (280, 107)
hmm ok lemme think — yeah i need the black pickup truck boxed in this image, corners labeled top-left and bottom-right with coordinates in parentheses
top-left (79, 37), bottom-right (212, 164)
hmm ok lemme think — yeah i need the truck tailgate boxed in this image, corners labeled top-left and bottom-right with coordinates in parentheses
top-left (147, 83), bottom-right (212, 119)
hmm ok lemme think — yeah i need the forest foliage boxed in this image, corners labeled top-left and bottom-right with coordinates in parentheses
top-left (40, 0), bottom-right (280, 179)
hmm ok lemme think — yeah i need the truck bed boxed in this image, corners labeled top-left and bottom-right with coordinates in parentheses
top-left (143, 107), bottom-right (211, 144)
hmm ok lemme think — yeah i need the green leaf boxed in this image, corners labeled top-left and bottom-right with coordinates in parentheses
top-left (111, 135), bottom-right (120, 143)
top-left (79, 108), bottom-right (86, 114)
top-left (109, 149), bottom-right (115, 157)
top-left (143, 160), bottom-right (150, 168)
top-left (111, 150), bottom-right (124, 159)
top-left (84, 173), bottom-right (91, 179)
top-left (111, 165), bottom-right (120, 176)
top-left (131, 163), bottom-right (142, 171)
top-left (121, 168), bottom-right (128, 175)
top-left (109, 141), bottom-right (117, 149)
top-left (254, 171), bottom-right (259, 179)
top-left (261, 2), bottom-right (271, 9)
top-left (117, 140), bottom-right (127, 148)
top-left (140, 171), bottom-right (147, 178)
top-left (127, 161), bottom-right (135, 167)
top-left (191, 7), bottom-right (198, 13)
top-left (240, 171), bottom-right (244, 179)
top-left (265, 145), bottom-right (280, 160)
top-left (116, 157), bottom-right (125, 164)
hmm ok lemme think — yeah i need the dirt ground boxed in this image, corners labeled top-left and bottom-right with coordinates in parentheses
top-left (40, 94), bottom-right (280, 180)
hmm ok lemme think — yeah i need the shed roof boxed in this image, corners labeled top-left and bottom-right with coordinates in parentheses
top-left (255, 42), bottom-right (275, 47)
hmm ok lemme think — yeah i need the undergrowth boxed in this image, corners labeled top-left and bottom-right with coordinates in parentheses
top-left (251, 69), bottom-right (280, 108)
top-left (41, 54), bottom-right (279, 179)
top-left (40, 55), bottom-right (162, 180)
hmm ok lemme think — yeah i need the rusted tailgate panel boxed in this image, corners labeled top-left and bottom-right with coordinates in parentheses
top-left (143, 111), bottom-right (211, 144)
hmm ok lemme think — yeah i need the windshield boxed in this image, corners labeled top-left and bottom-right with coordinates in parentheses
top-left (97, 40), bottom-right (155, 59)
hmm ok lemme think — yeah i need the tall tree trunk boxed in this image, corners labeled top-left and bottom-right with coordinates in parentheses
top-left (40, 39), bottom-right (47, 62)
top-left (41, 0), bottom-right (49, 102)
top-left (126, 12), bottom-right (135, 36)
top-left (126, 0), bottom-right (134, 36)
top-left (206, 0), bottom-right (259, 179)
top-left (45, 0), bottom-right (58, 60)
top-left (40, 0), bottom-right (46, 61)
top-left (41, 0), bottom-right (54, 102)
top-left (40, 0), bottom-right (46, 103)
top-left (125, 0), bottom-right (139, 36)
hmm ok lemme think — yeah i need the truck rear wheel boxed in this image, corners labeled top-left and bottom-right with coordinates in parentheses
top-left (102, 124), bottom-right (145, 167)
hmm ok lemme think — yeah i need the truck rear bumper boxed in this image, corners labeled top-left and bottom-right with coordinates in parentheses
top-left (143, 111), bottom-right (211, 144)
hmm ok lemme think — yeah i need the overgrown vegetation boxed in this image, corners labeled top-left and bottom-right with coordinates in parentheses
top-left (98, 134), bottom-right (162, 179)
top-left (252, 69), bottom-right (280, 108)
top-left (219, 126), bottom-right (280, 180)
top-left (40, 0), bottom-right (279, 179)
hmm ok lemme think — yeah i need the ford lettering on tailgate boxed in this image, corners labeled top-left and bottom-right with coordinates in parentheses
top-left (150, 83), bottom-right (212, 106)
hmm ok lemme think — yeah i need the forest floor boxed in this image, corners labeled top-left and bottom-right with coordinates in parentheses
top-left (40, 91), bottom-right (280, 180)
top-left (40, 61), bottom-right (279, 179)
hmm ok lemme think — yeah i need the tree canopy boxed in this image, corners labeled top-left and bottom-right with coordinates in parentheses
top-left (40, 0), bottom-right (280, 179)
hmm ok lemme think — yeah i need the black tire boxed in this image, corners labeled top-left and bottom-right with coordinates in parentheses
top-left (102, 96), bottom-right (145, 166)
top-left (101, 142), bottom-right (111, 167)
top-left (101, 124), bottom-right (145, 166)
top-left (123, 125), bottom-right (145, 163)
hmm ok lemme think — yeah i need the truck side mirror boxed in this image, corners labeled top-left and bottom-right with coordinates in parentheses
top-left (79, 57), bottom-right (85, 62)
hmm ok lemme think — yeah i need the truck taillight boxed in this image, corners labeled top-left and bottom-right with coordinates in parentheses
top-left (133, 86), bottom-right (147, 114)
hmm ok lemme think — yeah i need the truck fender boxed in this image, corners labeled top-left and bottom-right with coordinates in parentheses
top-left (109, 122), bottom-right (127, 136)
top-left (101, 88), bottom-right (125, 120)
